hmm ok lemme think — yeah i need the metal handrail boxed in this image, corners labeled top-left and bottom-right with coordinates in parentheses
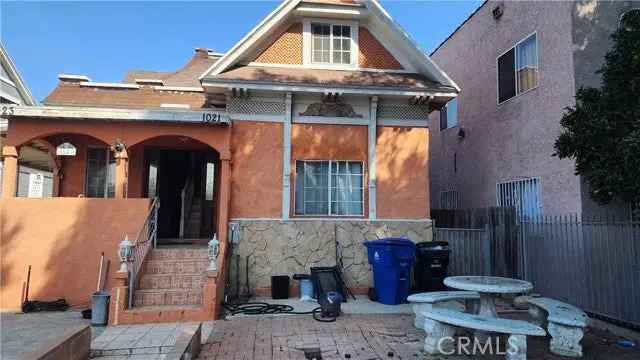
top-left (179, 174), bottom-right (194, 239)
top-left (129, 197), bottom-right (159, 308)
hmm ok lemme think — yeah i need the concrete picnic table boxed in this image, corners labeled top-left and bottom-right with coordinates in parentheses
top-left (444, 276), bottom-right (533, 318)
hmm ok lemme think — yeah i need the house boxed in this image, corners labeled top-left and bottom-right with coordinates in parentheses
top-left (0, 0), bottom-right (458, 324)
top-left (1, 43), bottom-right (54, 198)
top-left (428, 0), bottom-right (638, 218)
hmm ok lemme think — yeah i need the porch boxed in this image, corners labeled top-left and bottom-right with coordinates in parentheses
top-left (0, 111), bottom-right (232, 324)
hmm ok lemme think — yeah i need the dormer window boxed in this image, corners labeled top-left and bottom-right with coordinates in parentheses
top-left (304, 19), bottom-right (358, 68)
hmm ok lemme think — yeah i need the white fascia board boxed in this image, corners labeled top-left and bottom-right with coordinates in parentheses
top-left (58, 74), bottom-right (91, 82)
top-left (202, 79), bottom-right (457, 97)
top-left (366, 0), bottom-right (460, 91)
top-left (80, 82), bottom-right (141, 90)
top-left (8, 105), bottom-right (230, 124)
top-left (153, 85), bottom-right (204, 92)
top-left (0, 42), bottom-right (37, 106)
top-left (199, 0), bottom-right (302, 79)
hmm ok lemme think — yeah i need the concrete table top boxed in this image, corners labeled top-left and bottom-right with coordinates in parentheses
top-left (444, 276), bottom-right (533, 294)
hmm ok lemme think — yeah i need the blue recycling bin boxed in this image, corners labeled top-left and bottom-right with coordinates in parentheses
top-left (363, 238), bottom-right (416, 305)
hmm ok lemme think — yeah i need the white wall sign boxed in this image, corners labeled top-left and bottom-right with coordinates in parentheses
top-left (56, 142), bottom-right (77, 156)
top-left (28, 173), bottom-right (44, 198)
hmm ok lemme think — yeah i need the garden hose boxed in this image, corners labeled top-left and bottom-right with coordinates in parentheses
top-left (222, 302), bottom-right (337, 322)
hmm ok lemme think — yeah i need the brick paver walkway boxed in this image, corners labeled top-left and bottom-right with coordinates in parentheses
top-left (198, 314), bottom-right (424, 360)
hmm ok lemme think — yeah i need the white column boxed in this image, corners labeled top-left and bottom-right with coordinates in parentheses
top-left (282, 92), bottom-right (293, 219)
top-left (368, 96), bottom-right (378, 220)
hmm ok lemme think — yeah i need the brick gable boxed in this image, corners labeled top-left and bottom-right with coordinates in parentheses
top-left (358, 27), bottom-right (403, 70)
top-left (253, 23), bottom-right (303, 65)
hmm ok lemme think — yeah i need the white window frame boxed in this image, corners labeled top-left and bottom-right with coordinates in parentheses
top-left (303, 18), bottom-right (359, 70)
top-left (440, 98), bottom-right (458, 130)
top-left (294, 159), bottom-right (365, 217)
top-left (85, 146), bottom-right (115, 198)
top-left (496, 32), bottom-right (539, 105)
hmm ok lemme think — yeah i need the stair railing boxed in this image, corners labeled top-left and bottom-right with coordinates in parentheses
top-left (129, 197), bottom-right (160, 308)
top-left (179, 174), bottom-right (195, 239)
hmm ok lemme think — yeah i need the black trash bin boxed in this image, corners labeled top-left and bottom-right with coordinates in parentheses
top-left (414, 241), bottom-right (450, 292)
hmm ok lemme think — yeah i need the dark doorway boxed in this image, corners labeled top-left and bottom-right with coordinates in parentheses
top-left (144, 148), bottom-right (217, 244)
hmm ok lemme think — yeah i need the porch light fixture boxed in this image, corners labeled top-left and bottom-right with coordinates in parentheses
top-left (112, 139), bottom-right (126, 153)
top-left (208, 234), bottom-right (220, 272)
top-left (118, 235), bottom-right (134, 273)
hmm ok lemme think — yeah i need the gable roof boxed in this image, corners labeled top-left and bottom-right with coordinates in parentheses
top-left (0, 42), bottom-right (37, 106)
top-left (199, 0), bottom-right (459, 91)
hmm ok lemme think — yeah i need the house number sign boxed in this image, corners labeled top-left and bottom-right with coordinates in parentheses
top-left (201, 112), bottom-right (223, 124)
top-left (56, 142), bottom-right (77, 156)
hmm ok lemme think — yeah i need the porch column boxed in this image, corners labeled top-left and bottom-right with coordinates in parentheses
top-left (368, 96), bottom-right (378, 219)
top-left (114, 147), bottom-right (128, 198)
top-left (217, 151), bottom-right (232, 247)
top-left (1, 146), bottom-right (19, 198)
top-left (282, 92), bottom-right (292, 219)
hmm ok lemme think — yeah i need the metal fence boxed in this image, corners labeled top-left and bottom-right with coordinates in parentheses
top-left (521, 215), bottom-right (640, 327)
top-left (434, 226), bottom-right (491, 276)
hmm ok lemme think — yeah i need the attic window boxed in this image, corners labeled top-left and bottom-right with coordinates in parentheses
top-left (310, 22), bottom-right (353, 65)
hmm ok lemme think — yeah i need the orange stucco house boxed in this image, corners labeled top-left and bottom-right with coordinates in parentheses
top-left (0, 0), bottom-right (458, 324)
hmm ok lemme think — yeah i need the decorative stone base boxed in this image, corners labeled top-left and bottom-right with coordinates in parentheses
top-left (548, 322), bottom-right (584, 357)
top-left (232, 219), bottom-right (433, 293)
top-left (423, 320), bottom-right (455, 354)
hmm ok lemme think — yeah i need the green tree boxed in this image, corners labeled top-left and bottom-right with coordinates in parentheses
top-left (554, 10), bottom-right (640, 205)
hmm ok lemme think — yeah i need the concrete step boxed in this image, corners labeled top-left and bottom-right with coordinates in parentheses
top-left (142, 259), bottom-right (209, 275)
top-left (139, 274), bottom-right (206, 290)
top-left (149, 247), bottom-right (208, 261)
top-left (133, 289), bottom-right (203, 306)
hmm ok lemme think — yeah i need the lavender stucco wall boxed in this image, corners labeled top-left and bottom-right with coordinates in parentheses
top-left (429, 1), bottom-right (583, 215)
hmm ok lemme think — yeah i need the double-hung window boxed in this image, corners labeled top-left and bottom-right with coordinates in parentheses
top-left (497, 33), bottom-right (538, 104)
top-left (440, 98), bottom-right (458, 130)
top-left (86, 147), bottom-right (115, 198)
top-left (295, 160), bottom-right (364, 216)
top-left (311, 23), bottom-right (352, 65)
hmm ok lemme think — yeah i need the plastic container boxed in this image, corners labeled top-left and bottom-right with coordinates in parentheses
top-left (414, 241), bottom-right (450, 292)
top-left (271, 275), bottom-right (290, 299)
top-left (363, 238), bottom-right (416, 305)
top-left (91, 291), bottom-right (110, 326)
top-left (293, 274), bottom-right (314, 301)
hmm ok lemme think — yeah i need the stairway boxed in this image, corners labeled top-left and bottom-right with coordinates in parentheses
top-left (184, 196), bottom-right (202, 239)
top-left (133, 247), bottom-right (208, 307)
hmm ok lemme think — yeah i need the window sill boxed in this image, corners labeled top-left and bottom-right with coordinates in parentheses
top-left (497, 85), bottom-right (539, 106)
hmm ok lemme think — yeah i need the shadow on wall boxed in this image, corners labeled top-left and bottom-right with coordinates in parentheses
top-left (376, 127), bottom-right (429, 219)
top-left (0, 198), bottom-right (149, 310)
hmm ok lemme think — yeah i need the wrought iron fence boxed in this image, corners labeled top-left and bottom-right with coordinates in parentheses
top-left (129, 197), bottom-right (160, 308)
top-left (521, 214), bottom-right (640, 327)
top-left (434, 226), bottom-right (491, 276)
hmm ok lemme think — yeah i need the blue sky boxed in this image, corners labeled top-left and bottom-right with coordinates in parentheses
top-left (1, 1), bottom-right (481, 102)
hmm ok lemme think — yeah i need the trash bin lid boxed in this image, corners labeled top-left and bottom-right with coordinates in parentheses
top-left (416, 241), bottom-right (449, 250)
top-left (364, 237), bottom-right (416, 248)
top-left (293, 273), bottom-right (310, 280)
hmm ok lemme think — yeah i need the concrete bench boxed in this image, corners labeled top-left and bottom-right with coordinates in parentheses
top-left (526, 297), bottom-right (588, 357)
top-left (422, 308), bottom-right (546, 360)
top-left (407, 291), bottom-right (480, 329)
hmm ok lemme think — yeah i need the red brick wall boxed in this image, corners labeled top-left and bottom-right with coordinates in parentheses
top-left (254, 23), bottom-right (303, 65)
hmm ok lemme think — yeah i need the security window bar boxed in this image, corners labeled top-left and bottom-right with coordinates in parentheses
top-left (312, 23), bottom-right (352, 65)
top-left (496, 177), bottom-right (541, 220)
top-left (439, 190), bottom-right (461, 210)
top-left (498, 33), bottom-right (538, 104)
top-left (86, 147), bottom-right (115, 198)
top-left (295, 160), bottom-right (364, 216)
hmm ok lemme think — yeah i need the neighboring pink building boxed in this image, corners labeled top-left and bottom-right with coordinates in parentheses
top-left (429, 0), bottom-right (637, 217)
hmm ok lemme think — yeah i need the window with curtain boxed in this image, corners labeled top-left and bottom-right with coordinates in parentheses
top-left (311, 23), bottom-right (352, 65)
top-left (295, 160), bottom-right (363, 216)
top-left (86, 147), bottom-right (115, 198)
top-left (440, 98), bottom-right (458, 130)
top-left (498, 33), bottom-right (538, 103)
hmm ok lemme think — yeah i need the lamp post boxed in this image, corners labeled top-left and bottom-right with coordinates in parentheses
top-left (208, 234), bottom-right (220, 272)
top-left (118, 235), bottom-right (134, 273)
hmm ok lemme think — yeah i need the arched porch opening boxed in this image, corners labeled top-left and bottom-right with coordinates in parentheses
top-left (128, 135), bottom-right (221, 245)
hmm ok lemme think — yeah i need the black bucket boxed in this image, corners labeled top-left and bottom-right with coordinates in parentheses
top-left (271, 275), bottom-right (290, 299)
